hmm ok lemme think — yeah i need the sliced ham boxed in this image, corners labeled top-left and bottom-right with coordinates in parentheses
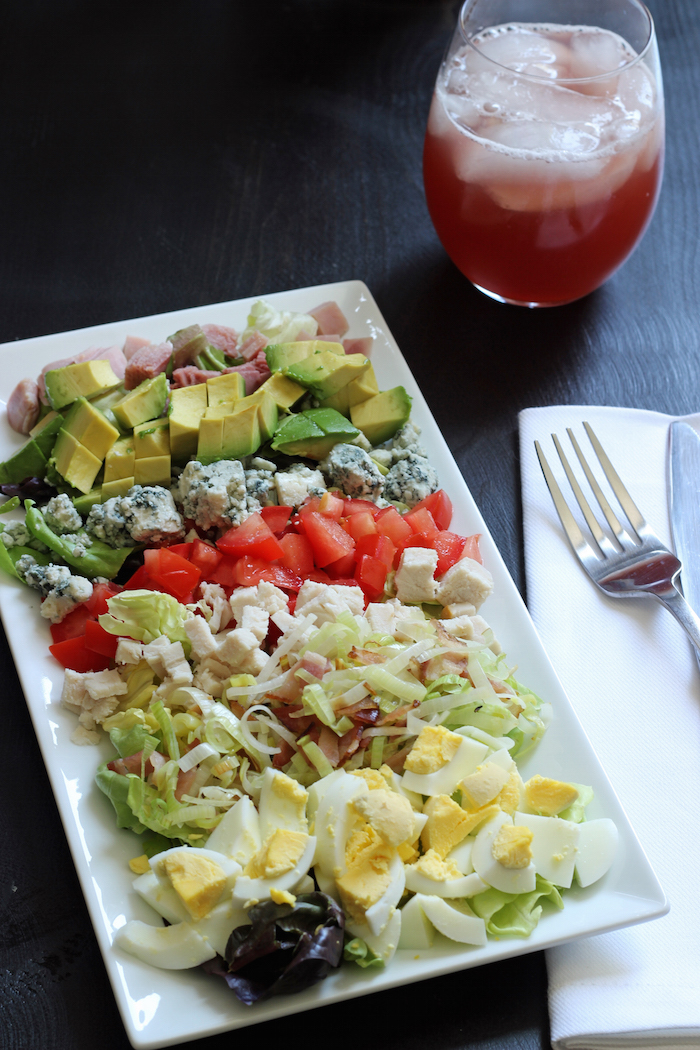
top-left (7, 378), bottom-right (41, 434)
top-left (122, 335), bottom-right (152, 361)
top-left (171, 366), bottom-right (218, 388)
top-left (309, 301), bottom-right (349, 338)
top-left (201, 323), bottom-right (239, 357)
top-left (222, 349), bottom-right (270, 394)
top-left (124, 342), bottom-right (172, 390)
top-left (343, 336), bottom-right (373, 356)
top-left (238, 330), bottom-right (268, 361)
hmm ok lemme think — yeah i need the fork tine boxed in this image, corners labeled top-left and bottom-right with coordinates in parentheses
top-left (535, 439), bottom-right (601, 559)
top-left (583, 421), bottom-right (646, 534)
top-left (566, 428), bottom-right (629, 545)
top-left (550, 434), bottom-right (613, 554)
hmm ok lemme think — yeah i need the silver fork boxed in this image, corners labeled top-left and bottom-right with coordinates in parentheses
top-left (535, 421), bottom-right (700, 651)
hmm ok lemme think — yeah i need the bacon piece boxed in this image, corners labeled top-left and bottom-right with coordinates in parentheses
top-left (349, 646), bottom-right (388, 666)
top-left (175, 766), bottom-right (198, 801)
top-left (201, 323), bottom-right (240, 356)
top-left (317, 725), bottom-right (340, 767)
top-left (343, 336), bottom-right (373, 357)
top-left (7, 378), bottom-right (41, 434)
top-left (124, 342), bottom-right (172, 390)
top-left (107, 750), bottom-right (167, 778)
top-left (272, 737), bottom-right (296, 769)
top-left (309, 301), bottom-right (349, 338)
top-left (338, 725), bottom-right (363, 764)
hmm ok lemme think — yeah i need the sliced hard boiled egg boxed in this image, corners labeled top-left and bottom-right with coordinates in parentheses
top-left (402, 735), bottom-right (490, 797)
top-left (397, 894), bottom-right (435, 950)
top-left (205, 794), bottom-right (261, 866)
top-left (404, 864), bottom-right (486, 899)
top-left (346, 908), bottom-right (402, 966)
top-left (445, 836), bottom-right (475, 875)
top-left (364, 851), bottom-right (406, 936)
top-left (191, 897), bottom-right (250, 958)
top-left (471, 811), bottom-right (537, 894)
top-left (313, 771), bottom-right (368, 878)
top-left (114, 919), bottom-right (216, 969)
top-left (514, 812), bottom-right (580, 888)
top-left (416, 894), bottom-right (487, 947)
top-left (574, 818), bottom-right (618, 887)
top-left (232, 833), bottom-right (317, 903)
top-left (258, 767), bottom-right (308, 838)
top-left (132, 869), bottom-right (190, 925)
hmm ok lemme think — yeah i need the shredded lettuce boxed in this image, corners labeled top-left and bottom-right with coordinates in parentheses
top-left (99, 589), bottom-right (193, 646)
top-left (241, 299), bottom-right (319, 346)
top-left (470, 875), bottom-right (564, 937)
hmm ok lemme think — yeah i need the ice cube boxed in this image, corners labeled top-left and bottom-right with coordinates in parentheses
top-left (472, 25), bottom-right (569, 78)
top-left (568, 27), bottom-right (630, 80)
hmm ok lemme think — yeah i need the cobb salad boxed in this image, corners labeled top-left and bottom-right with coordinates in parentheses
top-left (0, 293), bottom-right (619, 1007)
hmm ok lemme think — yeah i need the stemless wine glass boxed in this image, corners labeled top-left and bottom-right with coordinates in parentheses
top-left (423, 0), bottom-right (664, 307)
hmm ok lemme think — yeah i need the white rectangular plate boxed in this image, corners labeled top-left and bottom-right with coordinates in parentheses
top-left (0, 281), bottom-right (667, 1049)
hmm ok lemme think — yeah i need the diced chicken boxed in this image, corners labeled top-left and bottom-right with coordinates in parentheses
top-left (184, 615), bottom-right (218, 660)
top-left (309, 301), bottom-right (349, 338)
top-left (394, 547), bottom-right (438, 605)
top-left (435, 557), bottom-right (494, 610)
top-left (124, 342), bottom-right (172, 390)
top-left (7, 378), bottom-right (41, 434)
top-left (115, 638), bottom-right (145, 665)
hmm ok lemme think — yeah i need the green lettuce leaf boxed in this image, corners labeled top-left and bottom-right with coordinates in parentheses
top-left (98, 588), bottom-right (193, 646)
top-left (470, 875), bottom-right (564, 937)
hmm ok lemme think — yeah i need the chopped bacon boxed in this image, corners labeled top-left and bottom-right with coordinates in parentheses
top-left (383, 742), bottom-right (413, 771)
top-left (317, 725), bottom-right (340, 767)
top-left (272, 737), bottom-right (296, 769)
top-left (309, 301), bottom-right (349, 338)
top-left (107, 749), bottom-right (167, 778)
top-left (175, 766), bottom-right (199, 801)
top-left (335, 697), bottom-right (380, 725)
top-left (337, 724), bottom-right (363, 764)
top-left (272, 704), bottom-right (314, 735)
top-left (348, 646), bottom-right (388, 665)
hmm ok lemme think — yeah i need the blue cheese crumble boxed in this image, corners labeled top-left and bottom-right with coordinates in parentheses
top-left (15, 555), bottom-right (93, 623)
top-left (87, 485), bottom-right (184, 547)
top-left (274, 464), bottom-right (326, 508)
top-left (178, 460), bottom-right (248, 531)
top-left (319, 443), bottom-right (384, 500)
top-left (383, 452), bottom-right (438, 507)
top-left (42, 493), bottom-right (83, 535)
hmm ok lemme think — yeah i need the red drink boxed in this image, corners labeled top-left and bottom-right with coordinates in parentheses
top-left (423, 22), bottom-right (664, 306)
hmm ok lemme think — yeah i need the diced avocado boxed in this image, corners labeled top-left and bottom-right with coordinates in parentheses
top-left (111, 373), bottom-right (168, 430)
top-left (265, 340), bottom-right (345, 373)
top-left (61, 397), bottom-right (120, 461)
top-left (284, 352), bottom-right (370, 401)
top-left (133, 418), bottom-right (170, 459)
top-left (319, 364), bottom-right (380, 415)
top-left (44, 360), bottom-right (121, 411)
top-left (350, 386), bottom-right (412, 446)
top-left (256, 372), bottom-right (306, 411)
top-left (197, 414), bottom-right (223, 464)
top-left (318, 386), bottom-right (350, 415)
top-left (103, 436), bottom-right (136, 483)
top-left (271, 407), bottom-right (359, 460)
top-left (207, 371), bottom-right (245, 406)
top-left (0, 440), bottom-right (48, 486)
top-left (222, 404), bottom-right (261, 460)
top-left (88, 387), bottom-right (131, 434)
top-left (72, 488), bottom-right (104, 515)
top-left (52, 429), bottom-right (103, 493)
top-left (134, 456), bottom-right (171, 487)
top-left (169, 384), bottom-right (208, 464)
top-left (233, 389), bottom-right (278, 442)
top-left (100, 476), bottom-right (134, 501)
top-left (32, 413), bottom-right (64, 457)
top-left (29, 409), bottom-right (61, 440)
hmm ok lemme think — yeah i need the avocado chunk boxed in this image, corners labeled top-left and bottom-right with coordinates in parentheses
top-left (233, 389), bottom-right (279, 442)
top-left (265, 339), bottom-right (345, 374)
top-left (256, 372), bottom-right (306, 411)
top-left (44, 360), bottom-right (121, 411)
top-left (61, 397), bottom-right (120, 461)
top-left (0, 439), bottom-right (48, 486)
top-left (133, 418), bottom-right (170, 459)
top-left (169, 384), bottom-right (208, 464)
top-left (72, 487), bottom-right (105, 515)
top-left (350, 386), bottom-right (412, 446)
top-left (134, 456), bottom-right (171, 487)
top-left (103, 436), bottom-right (135, 482)
top-left (52, 429), bottom-right (103, 493)
top-left (29, 409), bottom-right (61, 441)
top-left (207, 371), bottom-right (246, 406)
top-left (284, 351), bottom-right (370, 402)
top-left (31, 413), bottom-right (64, 457)
top-left (271, 407), bottom-right (359, 460)
top-left (100, 476), bottom-right (135, 501)
top-left (111, 373), bottom-right (168, 430)
top-left (222, 405), bottom-right (261, 460)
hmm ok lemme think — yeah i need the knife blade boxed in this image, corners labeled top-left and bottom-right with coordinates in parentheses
top-left (669, 421), bottom-right (700, 659)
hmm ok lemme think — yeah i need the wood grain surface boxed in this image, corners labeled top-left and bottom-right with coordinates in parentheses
top-left (0, 1), bottom-right (696, 1048)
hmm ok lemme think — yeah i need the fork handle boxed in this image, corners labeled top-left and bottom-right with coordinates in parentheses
top-left (654, 585), bottom-right (700, 653)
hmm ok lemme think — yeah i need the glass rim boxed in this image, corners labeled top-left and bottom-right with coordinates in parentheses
top-left (457, 0), bottom-right (655, 85)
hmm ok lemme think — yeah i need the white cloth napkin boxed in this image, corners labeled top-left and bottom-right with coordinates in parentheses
top-left (519, 405), bottom-right (700, 1050)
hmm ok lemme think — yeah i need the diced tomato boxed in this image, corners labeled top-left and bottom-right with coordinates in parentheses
top-left (122, 564), bottom-right (157, 591)
top-left (461, 533), bottom-right (483, 564)
top-left (404, 506), bottom-right (438, 538)
top-left (49, 603), bottom-right (94, 644)
top-left (165, 542), bottom-right (194, 560)
top-left (49, 635), bottom-right (113, 672)
top-left (326, 552), bottom-right (357, 579)
top-left (84, 581), bottom-right (122, 617)
top-left (303, 511), bottom-right (356, 568)
top-left (189, 538), bottom-right (223, 576)
top-left (433, 530), bottom-right (466, 575)
top-left (305, 569), bottom-right (331, 584)
top-left (411, 489), bottom-right (453, 531)
top-left (233, 555), bottom-right (303, 591)
top-left (374, 505), bottom-right (412, 547)
top-left (317, 491), bottom-right (345, 520)
top-left (144, 547), bottom-right (202, 602)
top-left (217, 512), bottom-right (284, 561)
top-left (209, 553), bottom-right (239, 588)
top-left (402, 533), bottom-right (436, 550)
top-left (354, 533), bottom-right (396, 568)
top-left (354, 554), bottom-right (387, 600)
top-left (343, 510), bottom-right (377, 542)
top-left (260, 505), bottom-right (293, 534)
top-left (278, 533), bottom-right (315, 577)
top-left (83, 619), bottom-right (120, 658)
top-left (342, 498), bottom-right (380, 516)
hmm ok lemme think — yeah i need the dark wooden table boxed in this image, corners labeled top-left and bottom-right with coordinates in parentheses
top-left (0, 2), bottom-right (696, 1048)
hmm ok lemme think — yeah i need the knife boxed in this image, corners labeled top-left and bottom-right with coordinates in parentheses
top-left (669, 421), bottom-right (700, 660)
